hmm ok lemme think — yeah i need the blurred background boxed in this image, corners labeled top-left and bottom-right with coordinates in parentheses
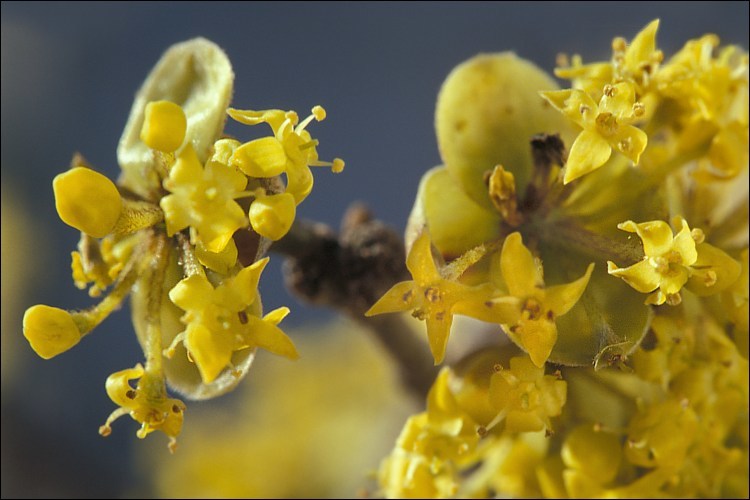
top-left (2, 2), bottom-right (748, 497)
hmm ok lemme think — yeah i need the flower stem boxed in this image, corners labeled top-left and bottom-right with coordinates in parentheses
top-left (143, 232), bottom-right (169, 377)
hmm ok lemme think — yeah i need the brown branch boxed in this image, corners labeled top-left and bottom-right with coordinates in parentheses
top-left (272, 203), bottom-right (439, 399)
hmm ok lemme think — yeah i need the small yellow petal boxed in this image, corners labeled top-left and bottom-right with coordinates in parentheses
top-left (607, 259), bottom-right (661, 294)
top-left (564, 130), bottom-right (613, 184)
top-left (546, 263), bottom-right (595, 316)
top-left (231, 137), bottom-right (288, 177)
top-left (285, 163), bottom-right (314, 204)
top-left (23, 305), bottom-right (82, 359)
top-left (620, 219), bottom-right (673, 257)
top-left (365, 281), bottom-right (417, 316)
top-left (500, 232), bottom-right (541, 298)
top-left (520, 319), bottom-right (557, 367)
top-left (194, 238), bottom-right (238, 274)
top-left (453, 295), bottom-right (521, 325)
top-left (140, 100), bottom-right (187, 153)
top-left (624, 19), bottom-right (660, 72)
top-left (223, 257), bottom-right (268, 309)
top-left (53, 167), bottom-right (122, 238)
top-left (671, 218), bottom-right (698, 266)
top-left (169, 274), bottom-right (215, 312)
top-left (426, 314), bottom-right (453, 364)
top-left (184, 322), bottom-right (234, 384)
top-left (244, 314), bottom-right (299, 360)
top-left (407, 232), bottom-right (442, 285)
top-left (104, 363), bottom-right (144, 407)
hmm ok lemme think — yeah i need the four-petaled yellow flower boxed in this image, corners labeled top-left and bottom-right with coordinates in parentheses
top-left (608, 217), bottom-right (741, 306)
top-left (160, 144), bottom-right (249, 254)
top-left (494, 233), bottom-right (594, 367)
top-left (99, 363), bottom-right (186, 453)
top-left (167, 257), bottom-right (299, 383)
top-left (541, 82), bottom-right (648, 184)
top-left (487, 355), bottom-right (567, 433)
top-left (608, 218), bottom-right (697, 305)
top-left (365, 232), bottom-right (503, 364)
top-left (379, 368), bottom-right (479, 499)
top-left (228, 106), bottom-right (345, 205)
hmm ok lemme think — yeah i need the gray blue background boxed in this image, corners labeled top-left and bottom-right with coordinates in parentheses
top-left (2, 2), bottom-right (748, 497)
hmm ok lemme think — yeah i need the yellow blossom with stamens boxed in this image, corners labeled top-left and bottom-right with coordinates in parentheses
top-left (487, 355), bottom-right (567, 433)
top-left (228, 105), bottom-right (345, 204)
top-left (365, 231), bottom-right (515, 364)
top-left (495, 233), bottom-right (594, 367)
top-left (167, 257), bottom-right (299, 383)
top-left (140, 100), bottom-right (187, 153)
top-left (99, 364), bottom-right (186, 453)
top-left (53, 166), bottom-right (123, 238)
top-left (608, 217), bottom-right (741, 305)
top-left (541, 81), bottom-right (648, 184)
top-left (612, 19), bottom-right (663, 90)
top-left (608, 218), bottom-right (696, 305)
top-left (160, 144), bottom-right (248, 253)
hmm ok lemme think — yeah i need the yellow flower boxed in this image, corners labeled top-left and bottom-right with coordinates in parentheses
top-left (494, 232), bottom-right (594, 367)
top-left (625, 398), bottom-right (699, 468)
top-left (71, 234), bottom-right (139, 297)
top-left (608, 218), bottom-right (696, 304)
top-left (160, 144), bottom-right (249, 253)
top-left (554, 19), bottom-right (662, 99)
top-left (167, 257), bottom-right (298, 383)
top-left (99, 363), bottom-right (186, 452)
top-left (612, 19), bottom-right (663, 91)
top-left (487, 355), bottom-right (567, 434)
top-left (379, 369), bottom-right (480, 499)
top-left (608, 217), bottom-right (741, 305)
top-left (228, 105), bottom-right (344, 204)
top-left (542, 81), bottom-right (648, 184)
top-left (365, 231), bottom-right (508, 364)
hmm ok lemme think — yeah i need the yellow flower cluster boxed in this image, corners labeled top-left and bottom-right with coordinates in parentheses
top-left (375, 20), bottom-right (748, 498)
top-left (21, 38), bottom-right (343, 450)
top-left (379, 352), bottom-right (568, 498)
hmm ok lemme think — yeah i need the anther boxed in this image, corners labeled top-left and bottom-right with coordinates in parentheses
top-left (690, 228), bottom-right (705, 244)
top-left (238, 311), bottom-right (248, 324)
top-left (312, 105), bottom-right (326, 121)
top-left (603, 84), bottom-right (616, 97)
top-left (612, 37), bottom-right (627, 53)
top-left (703, 270), bottom-right (717, 288)
top-left (632, 102), bottom-right (646, 117)
top-left (424, 287), bottom-right (441, 303)
top-left (665, 293), bottom-right (682, 306)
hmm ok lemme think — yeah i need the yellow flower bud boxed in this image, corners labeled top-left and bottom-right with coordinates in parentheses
top-left (53, 167), bottom-right (122, 238)
top-left (23, 305), bottom-right (82, 359)
top-left (249, 192), bottom-right (296, 241)
top-left (140, 100), bottom-right (187, 152)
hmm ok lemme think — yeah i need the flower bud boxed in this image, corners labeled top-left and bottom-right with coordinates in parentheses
top-left (53, 167), bottom-right (122, 238)
top-left (23, 305), bottom-right (82, 359)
